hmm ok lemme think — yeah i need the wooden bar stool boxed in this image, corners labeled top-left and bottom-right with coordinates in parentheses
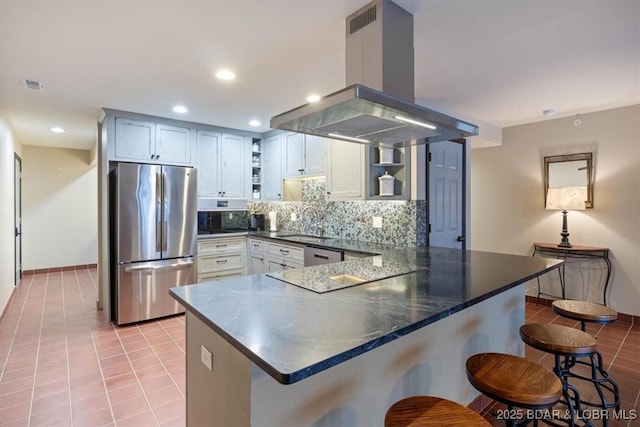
top-left (552, 300), bottom-right (617, 332)
top-left (466, 353), bottom-right (565, 426)
top-left (520, 323), bottom-right (620, 426)
top-left (384, 395), bottom-right (491, 427)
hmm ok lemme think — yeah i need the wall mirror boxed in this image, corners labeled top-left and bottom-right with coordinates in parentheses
top-left (544, 152), bottom-right (593, 208)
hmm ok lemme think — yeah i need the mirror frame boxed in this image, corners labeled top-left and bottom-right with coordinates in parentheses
top-left (543, 152), bottom-right (594, 209)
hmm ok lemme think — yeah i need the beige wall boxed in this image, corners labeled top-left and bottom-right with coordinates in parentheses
top-left (470, 104), bottom-right (640, 316)
top-left (22, 146), bottom-right (97, 270)
top-left (0, 117), bottom-right (22, 314)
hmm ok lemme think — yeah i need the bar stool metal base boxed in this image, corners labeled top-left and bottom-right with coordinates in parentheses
top-left (520, 324), bottom-right (620, 427)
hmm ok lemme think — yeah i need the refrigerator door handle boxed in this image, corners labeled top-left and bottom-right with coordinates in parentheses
top-left (156, 171), bottom-right (163, 253)
top-left (162, 172), bottom-right (168, 252)
top-left (125, 259), bottom-right (194, 273)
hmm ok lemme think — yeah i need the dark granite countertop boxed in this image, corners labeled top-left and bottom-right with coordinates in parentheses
top-left (171, 238), bottom-right (562, 385)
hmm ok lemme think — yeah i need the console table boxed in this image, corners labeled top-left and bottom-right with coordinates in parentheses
top-left (532, 242), bottom-right (612, 305)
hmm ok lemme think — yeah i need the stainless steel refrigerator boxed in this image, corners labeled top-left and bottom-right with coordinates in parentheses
top-left (110, 162), bottom-right (197, 325)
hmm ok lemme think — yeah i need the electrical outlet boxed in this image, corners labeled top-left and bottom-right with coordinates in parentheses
top-left (201, 345), bottom-right (213, 371)
top-left (373, 216), bottom-right (383, 228)
top-left (291, 212), bottom-right (297, 221)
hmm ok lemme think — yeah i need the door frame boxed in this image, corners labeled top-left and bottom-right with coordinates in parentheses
top-left (426, 138), bottom-right (467, 249)
top-left (14, 153), bottom-right (22, 286)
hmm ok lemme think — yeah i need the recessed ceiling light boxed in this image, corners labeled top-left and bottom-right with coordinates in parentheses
top-left (50, 127), bottom-right (65, 133)
top-left (215, 69), bottom-right (236, 80)
top-left (307, 94), bottom-right (321, 103)
top-left (172, 105), bottom-right (188, 114)
top-left (249, 120), bottom-right (261, 127)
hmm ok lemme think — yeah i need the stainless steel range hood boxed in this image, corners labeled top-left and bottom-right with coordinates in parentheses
top-left (270, 0), bottom-right (478, 147)
top-left (270, 84), bottom-right (478, 147)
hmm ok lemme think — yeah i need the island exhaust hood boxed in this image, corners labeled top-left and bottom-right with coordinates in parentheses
top-left (270, 0), bottom-right (478, 148)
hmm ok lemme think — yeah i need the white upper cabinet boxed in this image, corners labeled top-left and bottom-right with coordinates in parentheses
top-left (327, 139), bottom-right (364, 200)
top-left (196, 130), bottom-right (249, 199)
top-left (219, 133), bottom-right (247, 199)
top-left (155, 124), bottom-right (192, 164)
top-left (262, 134), bottom-right (283, 200)
top-left (283, 132), bottom-right (305, 177)
top-left (196, 130), bottom-right (220, 197)
top-left (303, 135), bottom-right (327, 176)
top-left (282, 133), bottom-right (326, 178)
top-left (113, 118), bottom-right (191, 165)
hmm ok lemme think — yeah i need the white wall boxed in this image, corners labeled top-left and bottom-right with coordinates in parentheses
top-left (470, 105), bottom-right (640, 316)
top-left (0, 117), bottom-right (21, 315)
top-left (22, 145), bottom-right (97, 270)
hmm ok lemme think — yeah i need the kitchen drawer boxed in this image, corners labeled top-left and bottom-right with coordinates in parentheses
top-left (197, 269), bottom-right (244, 283)
top-left (247, 238), bottom-right (265, 254)
top-left (266, 258), bottom-right (304, 273)
top-left (198, 237), bottom-right (246, 255)
top-left (266, 242), bottom-right (303, 263)
top-left (198, 253), bottom-right (245, 273)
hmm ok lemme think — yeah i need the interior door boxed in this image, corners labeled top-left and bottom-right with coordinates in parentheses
top-left (14, 154), bottom-right (22, 286)
top-left (428, 141), bottom-right (465, 249)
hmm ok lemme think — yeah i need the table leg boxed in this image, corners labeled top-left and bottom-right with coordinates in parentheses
top-left (603, 254), bottom-right (612, 306)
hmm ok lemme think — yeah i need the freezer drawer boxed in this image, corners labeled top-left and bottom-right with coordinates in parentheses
top-left (116, 257), bottom-right (195, 325)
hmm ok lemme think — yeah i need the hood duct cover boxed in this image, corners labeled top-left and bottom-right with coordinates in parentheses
top-left (270, 0), bottom-right (478, 147)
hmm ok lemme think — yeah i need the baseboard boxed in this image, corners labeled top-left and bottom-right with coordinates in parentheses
top-left (22, 263), bottom-right (97, 275)
top-left (0, 285), bottom-right (18, 324)
top-left (526, 295), bottom-right (638, 325)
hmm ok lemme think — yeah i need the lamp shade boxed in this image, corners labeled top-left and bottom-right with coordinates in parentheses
top-left (546, 186), bottom-right (587, 210)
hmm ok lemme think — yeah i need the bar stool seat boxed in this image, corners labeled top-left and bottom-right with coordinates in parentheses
top-left (552, 300), bottom-right (617, 331)
top-left (384, 395), bottom-right (491, 427)
top-left (466, 353), bottom-right (563, 409)
top-left (520, 323), bottom-right (598, 355)
top-left (520, 323), bottom-right (620, 426)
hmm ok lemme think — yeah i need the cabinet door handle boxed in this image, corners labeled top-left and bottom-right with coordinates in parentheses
top-left (216, 259), bottom-right (228, 264)
top-left (279, 249), bottom-right (289, 255)
top-left (216, 244), bottom-right (227, 248)
top-left (156, 154), bottom-right (160, 159)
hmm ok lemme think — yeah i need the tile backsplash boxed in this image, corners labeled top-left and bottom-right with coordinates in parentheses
top-left (249, 179), bottom-right (427, 246)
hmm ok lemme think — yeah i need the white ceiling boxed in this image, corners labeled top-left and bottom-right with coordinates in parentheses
top-left (1, 0), bottom-right (638, 151)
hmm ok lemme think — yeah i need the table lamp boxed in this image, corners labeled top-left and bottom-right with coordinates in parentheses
top-left (546, 186), bottom-right (587, 248)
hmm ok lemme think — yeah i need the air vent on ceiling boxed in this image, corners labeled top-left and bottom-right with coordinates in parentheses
top-left (22, 79), bottom-right (44, 91)
top-left (349, 4), bottom-right (376, 35)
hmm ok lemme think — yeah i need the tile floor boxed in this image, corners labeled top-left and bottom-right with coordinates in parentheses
top-left (480, 302), bottom-right (640, 426)
top-left (1, 267), bottom-right (638, 426)
top-left (1, 268), bottom-right (185, 427)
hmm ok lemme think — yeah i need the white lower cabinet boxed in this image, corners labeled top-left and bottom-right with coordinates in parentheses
top-left (263, 240), bottom-right (304, 272)
top-left (247, 238), bottom-right (266, 275)
top-left (197, 237), bottom-right (246, 283)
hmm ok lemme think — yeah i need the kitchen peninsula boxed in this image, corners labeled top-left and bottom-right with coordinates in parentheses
top-left (170, 235), bottom-right (562, 426)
